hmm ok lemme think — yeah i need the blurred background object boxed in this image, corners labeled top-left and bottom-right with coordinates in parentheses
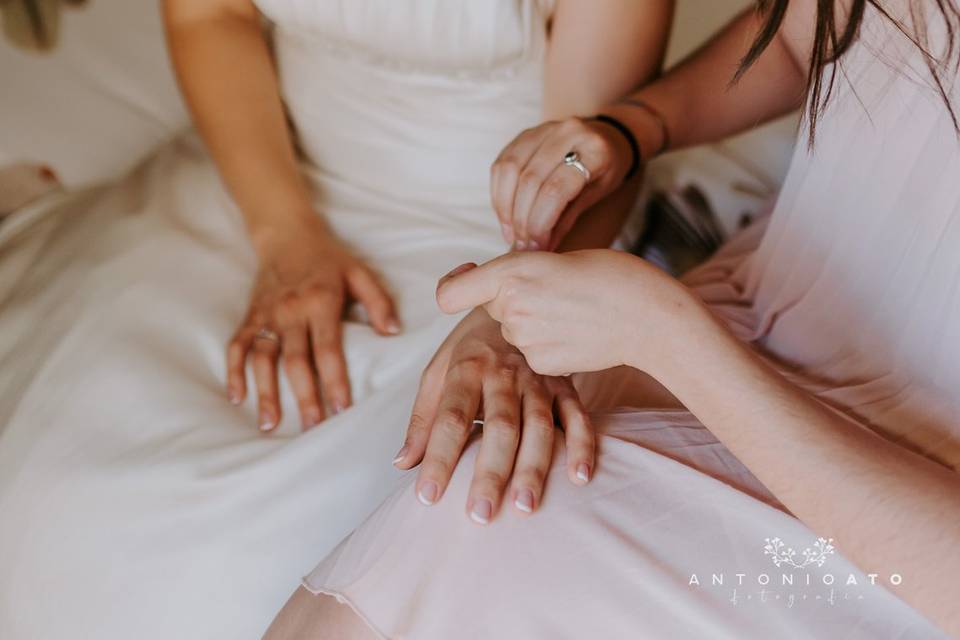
top-left (1, 0), bottom-right (88, 52)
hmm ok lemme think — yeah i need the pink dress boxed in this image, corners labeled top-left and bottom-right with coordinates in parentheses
top-left (302, 7), bottom-right (960, 639)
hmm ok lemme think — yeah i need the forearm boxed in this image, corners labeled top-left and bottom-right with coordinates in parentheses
top-left (163, 1), bottom-right (323, 255)
top-left (603, 8), bottom-right (807, 160)
top-left (643, 299), bottom-right (960, 635)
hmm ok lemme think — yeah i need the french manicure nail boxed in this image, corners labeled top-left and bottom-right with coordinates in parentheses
top-left (576, 463), bottom-right (591, 484)
top-left (515, 489), bottom-right (535, 513)
top-left (228, 390), bottom-right (241, 405)
top-left (392, 444), bottom-right (409, 465)
top-left (418, 481), bottom-right (439, 506)
top-left (259, 421), bottom-right (275, 432)
top-left (515, 240), bottom-right (527, 251)
top-left (470, 499), bottom-right (492, 524)
top-left (385, 319), bottom-right (401, 335)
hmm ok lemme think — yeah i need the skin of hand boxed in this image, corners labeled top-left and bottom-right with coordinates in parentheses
top-left (390, 0), bottom-right (674, 525)
top-left (437, 249), bottom-right (960, 639)
top-left (490, 117), bottom-right (636, 252)
top-left (435, 250), bottom-right (694, 378)
top-left (227, 215), bottom-right (400, 432)
top-left (393, 306), bottom-right (594, 524)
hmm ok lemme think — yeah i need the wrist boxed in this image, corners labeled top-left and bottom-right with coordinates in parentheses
top-left (621, 269), bottom-right (715, 379)
top-left (600, 101), bottom-right (670, 163)
top-left (248, 208), bottom-right (333, 259)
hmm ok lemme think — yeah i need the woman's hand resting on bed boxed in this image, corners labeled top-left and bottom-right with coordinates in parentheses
top-left (393, 306), bottom-right (594, 523)
top-left (227, 216), bottom-right (400, 431)
top-left (435, 250), bottom-right (705, 379)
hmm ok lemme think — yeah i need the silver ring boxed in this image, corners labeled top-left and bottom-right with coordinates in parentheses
top-left (562, 151), bottom-right (591, 181)
top-left (254, 327), bottom-right (280, 343)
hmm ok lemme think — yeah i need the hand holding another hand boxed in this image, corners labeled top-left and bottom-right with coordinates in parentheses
top-left (436, 250), bottom-right (701, 379)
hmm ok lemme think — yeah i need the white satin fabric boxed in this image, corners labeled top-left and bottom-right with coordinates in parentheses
top-left (0, 2), bottom-right (553, 638)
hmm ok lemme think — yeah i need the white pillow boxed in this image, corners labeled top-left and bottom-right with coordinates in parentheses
top-left (0, 0), bottom-right (188, 187)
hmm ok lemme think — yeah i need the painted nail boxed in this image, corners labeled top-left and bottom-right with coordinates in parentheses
top-left (332, 402), bottom-right (347, 415)
top-left (417, 481), bottom-right (439, 506)
top-left (385, 319), bottom-right (401, 335)
top-left (442, 263), bottom-right (476, 280)
top-left (392, 444), bottom-right (409, 465)
top-left (576, 463), bottom-right (591, 484)
top-left (470, 499), bottom-right (492, 524)
top-left (515, 240), bottom-right (527, 251)
top-left (515, 489), bottom-right (535, 513)
top-left (527, 240), bottom-right (540, 251)
top-left (228, 390), bottom-right (241, 405)
top-left (259, 420), bottom-right (275, 432)
top-left (305, 409), bottom-right (322, 427)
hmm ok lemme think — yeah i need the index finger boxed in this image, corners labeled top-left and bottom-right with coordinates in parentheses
top-left (435, 255), bottom-right (516, 315)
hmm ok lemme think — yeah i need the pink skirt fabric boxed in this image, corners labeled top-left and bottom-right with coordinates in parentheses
top-left (300, 8), bottom-right (960, 638)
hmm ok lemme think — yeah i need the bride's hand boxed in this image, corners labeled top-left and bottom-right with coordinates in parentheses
top-left (227, 217), bottom-right (400, 431)
top-left (436, 250), bottom-right (701, 378)
top-left (393, 307), bottom-right (594, 523)
top-left (490, 117), bottom-right (634, 251)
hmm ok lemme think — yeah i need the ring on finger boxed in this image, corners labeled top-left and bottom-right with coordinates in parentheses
top-left (562, 151), bottom-right (591, 181)
top-left (254, 327), bottom-right (281, 343)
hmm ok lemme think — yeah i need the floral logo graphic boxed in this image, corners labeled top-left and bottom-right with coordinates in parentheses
top-left (763, 537), bottom-right (835, 569)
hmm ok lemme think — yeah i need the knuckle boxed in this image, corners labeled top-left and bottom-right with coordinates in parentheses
top-left (283, 353), bottom-right (311, 372)
top-left (436, 407), bottom-right (472, 431)
top-left (407, 412), bottom-right (430, 437)
top-left (423, 456), bottom-right (455, 480)
top-left (515, 465), bottom-right (548, 489)
top-left (251, 350), bottom-right (275, 367)
top-left (227, 338), bottom-right (247, 359)
top-left (525, 414), bottom-right (555, 435)
top-left (474, 468), bottom-right (509, 489)
top-left (539, 177), bottom-right (569, 201)
top-left (492, 364), bottom-right (518, 383)
top-left (450, 357), bottom-right (485, 381)
top-left (518, 169), bottom-right (541, 190)
top-left (494, 156), bottom-right (520, 176)
top-left (483, 416), bottom-right (519, 436)
top-left (557, 116), bottom-right (584, 135)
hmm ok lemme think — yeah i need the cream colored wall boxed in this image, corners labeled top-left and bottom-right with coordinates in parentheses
top-left (669, 0), bottom-right (752, 64)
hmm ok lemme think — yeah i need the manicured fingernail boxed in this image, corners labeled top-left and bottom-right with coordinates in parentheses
top-left (501, 223), bottom-right (514, 243)
top-left (392, 444), bottom-right (409, 465)
top-left (417, 481), bottom-right (439, 506)
top-left (470, 499), bottom-right (492, 525)
top-left (385, 319), bottom-right (401, 335)
top-left (514, 240), bottom-right (527, 251)
top-left (576, 463), bottom-right (591, 484)
top-left (228, 390), bottom-right (241, 405)
top-left (305, 409), bottom-right (322, 427)
top-left (332, 402), bottom-right (347, 415)
top-left (527, 240), bottom-right (540, 251)
top-left (259, 420), bottom-right (275, 432)
top-left (515, 489), bottom-right (535, 513)
top-left (442, 263), bottom-right (476, 280)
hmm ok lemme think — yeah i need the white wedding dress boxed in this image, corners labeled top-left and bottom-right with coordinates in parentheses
top-left (0, 2), bottom-right (555, 638)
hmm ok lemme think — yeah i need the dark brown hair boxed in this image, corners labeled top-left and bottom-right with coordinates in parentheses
top-left (736, 0), bottom-right (960, 144)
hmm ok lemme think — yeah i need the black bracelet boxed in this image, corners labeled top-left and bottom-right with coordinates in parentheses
top-left (592, 114), bottom-right (641, 181)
